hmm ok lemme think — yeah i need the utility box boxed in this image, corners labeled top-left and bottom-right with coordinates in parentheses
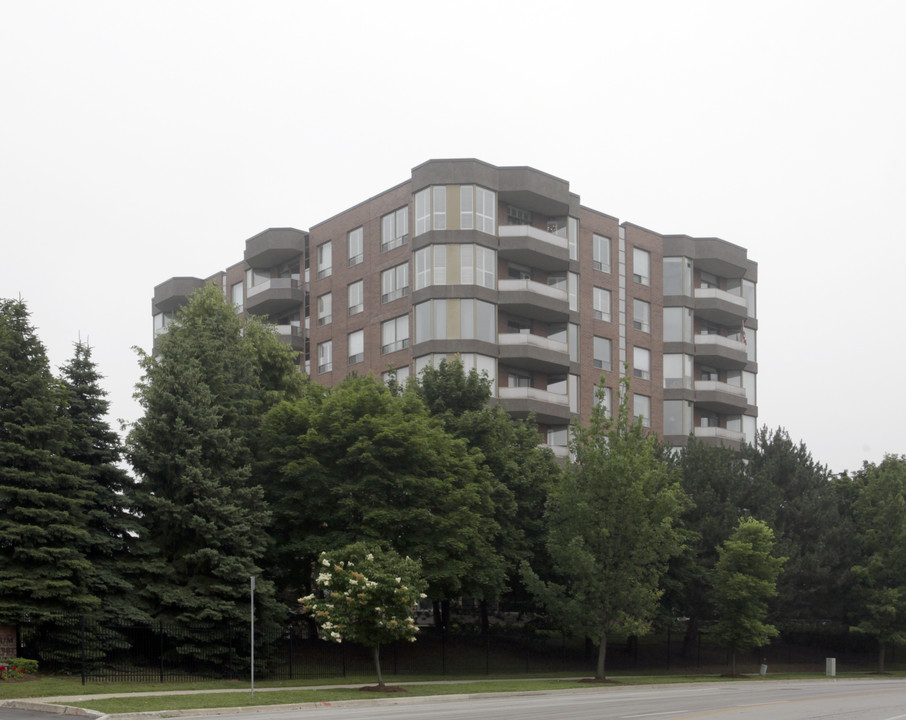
top-left (826, 658), bottom-right (837, 677)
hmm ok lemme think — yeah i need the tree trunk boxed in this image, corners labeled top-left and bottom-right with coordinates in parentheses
top-left (372, 643), bottom-right (384, 687)
top-left (596, 632), bottom-right (607, 680)
top-left (879, 639), bottom-right (886, 674)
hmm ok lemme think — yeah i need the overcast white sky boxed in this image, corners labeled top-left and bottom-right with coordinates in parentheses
top-left (2, 1), bottom-right (903, 475)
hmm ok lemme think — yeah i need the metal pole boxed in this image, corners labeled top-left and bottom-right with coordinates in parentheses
top-left (250, 576), bottom-right (255, 700)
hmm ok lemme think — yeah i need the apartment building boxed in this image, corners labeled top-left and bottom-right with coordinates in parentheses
top-left (152, 159), bottom-right (758, 456)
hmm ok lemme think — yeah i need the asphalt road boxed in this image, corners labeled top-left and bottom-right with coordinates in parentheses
top-left (155, 679), bottom-right (906, 720)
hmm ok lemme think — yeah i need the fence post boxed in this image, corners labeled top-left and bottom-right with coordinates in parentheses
top-left (159, 621), bottom-right (164, 684)
top-left (288, 627), bottom-right (294, 680)
top-left (80, 615), bottom-right (86, 686)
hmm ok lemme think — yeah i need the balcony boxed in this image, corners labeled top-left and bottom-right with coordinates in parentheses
top-left (274, 324), bottom-right (305, 352)
top-left (497, 333), bottom-right (570, 373)
top-left (244, 228), bottom-right (306, 269)
top-left (540, 443), bottom-right (569, 460)
top-left (694, 380), bottom-right (749, 414)
top-left (694, 288), bottom-right (748, 325)
top-left (245, 278), bottom-right (304, 316)
top-left (498, 386), bottom-right (573, 425)
top-left (497, 225), bottom-right (570, 271)
top-left (498, 279), bottom-right (569, 322)
top-left (693, 425), bottom-right (745, 450)
top-left (694, 334), bottom-right (748, 369)
top-left (152, 276), bottom-right (206, 313)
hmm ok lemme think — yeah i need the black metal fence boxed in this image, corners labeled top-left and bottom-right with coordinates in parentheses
top-left (12, 615), bottom-right (893, 684)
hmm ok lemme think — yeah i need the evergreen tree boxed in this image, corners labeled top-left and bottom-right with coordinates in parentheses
top-left (711, 518), bottom-right (786, 676)
top-left (59, 341), bottom-right (144, 624)
top-left (0, 298), bottom-right (97, 622)
top-left (126, 286), bottom-right (298, 660)
top-left (849, 455), bottom-right (906, 673)
top-left (523, 377), bottom-right (687, 680)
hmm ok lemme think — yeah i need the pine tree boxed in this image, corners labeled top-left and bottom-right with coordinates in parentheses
top-left (60, 341), bottom-right (144, 624)
top-left (0, 298), bottom-right (97, 623)
top-left (126, 286), bottom-right (296, 663)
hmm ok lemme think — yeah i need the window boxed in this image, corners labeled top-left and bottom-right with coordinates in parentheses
top-left (317, 241), bottom-right (332, 279)
top-left (633, 346), bottom-right (651, 380)
top-left (743, 279), bottom-right (756, 318)
top-left (634, 393), bottom-right (651, 427)
top-left (547, 427), bottom-right (569, 448)
top-left (348, 280), bottom-right (363, 315)
top-left (347, 227), bottom-right (363, 267)
top-left (382, 315), bottom-right (410, 354)
top-left (317, 292), bottom-right (332, 326)
top-left (633, 247), bottom-right (650, 286)
top-left (382, 262), bottom-right (409, 303)
top-left (415, 186), bottom-right (496, 235)
top-left (593, 336), bottom-right (612, 371)
top-left (664, 354), bottom-right (693, 389)
top-left (663, 306), bottom-right (693, 343)
top-left (231, 281), bottom-right (243, 312)
top-left (664, 400), bottom-right (692, 435)
top-left (568, 217), bottom-right (578, 260)
top-left (413, 245), bottom-right (496, 289)
top-left (593, 287), bottom-right (611, 321)
top-left (475, 246), bottom-right (496, 288)
top-left (383, 365), bottom-right (410, 385)
top-left (700, 271), bottom-right (719, 289)
top-left (348, 330), bottom-right (364, 365)
top-left (568, 272), bottom-right (578, 312)
top-left (415, 188), bottom-right (431, 236)
top-left (633, 299), bottom-right (651, 333)
top-left (594, 386), bottom-right (612, 418)
top-left (663, 257), bottom-right (693, 295)
top-left (246, 268), bottom-right (268, 289)
top-left (413, 299), bottom-right (495, 343)
top-left (381, 206), bottom-right (409, 251)
top-left (743, 371), bottom-right (756, 406)
top-left (568, 323), bottom-right (579, 363)
top-left (507, 206), bottom-right (531, 225)
top-left (317, 340), bottom-right (332, 374)
top-left (593, 234), bottom-right (611, 272)
top-left (507, 370), bottom-right (531, 388)
top-left (432, 186), bottom-right (446, 230)
top-left (414, 248), bottom-right (431, 289)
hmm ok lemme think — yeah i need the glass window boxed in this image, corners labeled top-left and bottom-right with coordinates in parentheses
top-left (663, 306), bottom-right (693, 343)
top-left (432, 186), bottom-right (446, 230)
top-left (433, 299), bottom-right (447, 339)
top-left (507, 369), bottom-right (531, 388)
top-left (246, 267), bottom-right (268, 288)
top-left (460, 244), bottom-right (474, 285)
top-left (476, 245), bottom-right (496, 288)
top-left (633, 346), bottom-right (651, 380)
top-left (460, 185), bottom-right (474, 230)
top-left (745, 327), bottom-right (756, 363)
top-left (382, 315), bottom-right (410, 354)
top-left (414, 302), bottom-right (430, 344)
top-left (634, 393), bottom-right (651, 427)
top-left (593, 234), bottom-right (611, 273)
top-left (415, 188), bottom-right (430, 236)
top-left (663, 257), bottom-right (692, 295)
top-left (348, 280), bottom-right (363, 315)
top-left (461, 299), bottom-right (475, 339)
top-left (593, 287), bottom-right (611, 322)
top-left (593, 336), bottom-right (612, 371)
top-left (664, 354), bottom-right (693, 389)
top-left (347, 227), bottom-right (363, 267)
top-left (382, 262), bottom-right (409, 302)
top-left (383, 365), bottom-right (410, 385)
top-left (348, 330), bottom-right (364, 365)
top-left (743, 371), bottom-right (756, 406)
top-left (664, 399), bottom-right (692, 435)
top-left (317, 292), bottom-right (332, 326)
top-left (568, 323), bottom-right (579, 363)
top-left (231, 281), bottom-right (243, 312)
top-left (317, 340), bottom-right (332, 374)
top-left (568, 272), bottom-right (578, 312)
top-left (433, 244), bottom-right (447, 285)
top-left (414, 299), bottom-right (495, 343)
top-left (633, 299), bottom-right (651, 333)
top-left (547, 374), bottom-right (567, 395)
top-left (317, 241), bottom-right (332, 279)
top-left (381, 207), bottom-right (409, 251)
top-left (633, 247), bottom-right (650, 286)
top-left (475, 187), bottom-right (496, 234)
top-left (742, 415), bottom-right (757, 445)
top-left (743, 279), bottom-right (756, 318)
top-left (547, 426), bottom-right (568, 447)
top-left (567, 217), bottom-right (578, 260)
top-left (594, 385), bottom-right (612, 418)
top-left (414, 248), bottom-right (431, 289)
top-left (700, 271), bottom-right (718, 289)
top-left (476, 300), bottom-right (495, 342)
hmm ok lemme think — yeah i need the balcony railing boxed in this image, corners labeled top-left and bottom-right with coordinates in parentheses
top-left (497, 333), bottom-right (568, 354)
top-left (694, 287), bottom-right (748, 309)
top-left (693, 426), bottom-right (745, 442)
top-left (498, 279), bottom-right (568, 302)
top-left (694, 380), bottom-right (746, 398)
top-left (694, 334), bottom-right (746, 353)
top-left (498, 386), bottom-right (570, 406)
top-left (498, 224), bottom-right (569, 250)
top-left (247, 277), bottom-right (301, 297)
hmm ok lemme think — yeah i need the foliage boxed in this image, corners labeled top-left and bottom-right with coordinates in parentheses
top-left (299, 542), bottom-right (426, 686)
top-left (848, 455), bottom-right (906, 672)
top-left (523, 377), bottom-right (687, 680)
top-left (259, 374), bottom-right (506, 605)
top-left (60, 341), bottom-right (145, 625)
top-left (126, 286), bottom-right (299, 654)
top-left (0, 298), bottom-right (98, 623)
top-left (0, 657), bottom-right (38, 679)
top-left (710, 518), bottom-right (786, 675)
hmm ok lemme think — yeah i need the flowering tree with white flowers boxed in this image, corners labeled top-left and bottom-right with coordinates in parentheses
top-left (299, 542), bottom-right (427, 687)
